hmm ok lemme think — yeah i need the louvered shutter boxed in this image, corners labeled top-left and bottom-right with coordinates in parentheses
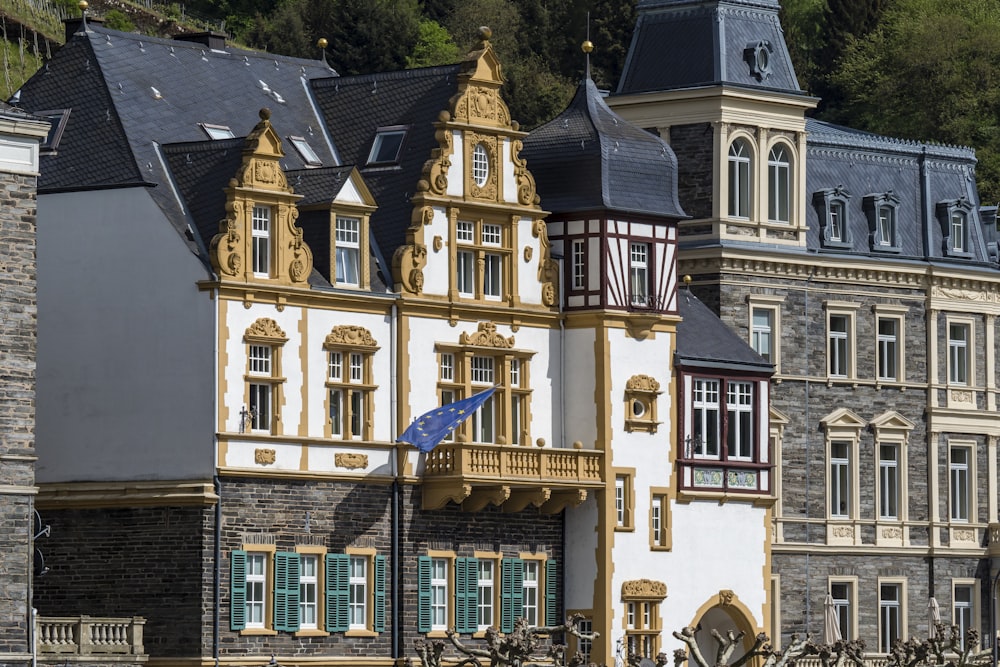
top-left (545, 560), bottom-right (559, 626)
top-left (325, 554), bottom-right (350, 632)
top-left (454, 557), bottom-right (478, 633)
top-left (417, 556), bottom-right (432, 633)
top-left (230, 550), bottom-right (247, 630)
top-left (373, 555), bottom-right (387, 632)
top-left (500, 558), bottom-right (523, 633)
top-left (274, 552), bottom-right (300, 632)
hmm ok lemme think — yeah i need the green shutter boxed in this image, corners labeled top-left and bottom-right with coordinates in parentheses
top-left (500, 558), bottom-right (523, 633)
top-left (274, 551), bottom-right (300, 632)
top-left (417, 556), bottom-right (432, 633)
top-left (325, 554), bottom-right (350, 632)
top-left (373, 555), bottom-right (387, 633)
top-left (230, 550), bottom-right (247, 631)
top-left (545, 560), bottom-right (559, 626)
top-left (454, 557), bottom-right (478, 634)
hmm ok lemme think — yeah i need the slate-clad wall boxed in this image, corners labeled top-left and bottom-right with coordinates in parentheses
top-left (670, 123), bottom-right (714, 220)
top-left (0, 170), bottom-right (39, 665)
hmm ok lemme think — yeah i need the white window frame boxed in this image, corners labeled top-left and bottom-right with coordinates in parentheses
top-left (878, 579), bottom-right (906, 653)
top-left (878, 444), bottom-right (900, 520)
top-left (348, 555), bottom-right (368, 630)
top-left (877, 317), bottom-right (899, 382)
top-left (251, 205), bottom-right (271, 277)
top-left (767, 144), bottom-right (791, 224)
top-left (748, 295), bottom-right (784, 372)
top-left (484, 253), bottom-right (502, 300)
top-left (299, 553), bottom-right (319, 630)
top-left (522, 560), bottom-right (539, 626)
top-left (829, 578), bottom-right (857, 641)
top-left (949, 443), bottom-right (974, 523)
top-left (874, 306), bottom-right (908, 384)
top-left (829, 200), bottom-right (845, 241)
top-left (728, 138), bottom-right (752, 219)
top-left (726, 381), bottom-right (754, 460)
top-left (951, 211), bottom-right (967, 253)
top-left (477, 559), bottom-right (495, 631)
top-left (430, 557), bottom-right (449, 631)
top-left (246, 551), bottom-right (267, 629)
top-left (825, 303), bottom-right (859, 380)
top-left (572, 239), bottom-right (586, 290)
top-left (248, 344), bottom-right (273, 433)
top-left (691, 379), bottom-right (720, 458)
top-left (830, 440), bottom-right (852, 519)
top-left (948, 320), bottom-right (972, 386)
top-left (877, 205), bottom-right (896, 247)
top-left (630, 242), bottom-right (649, 307)
top-left (335, 216), bottom-right (361, 286)
top-left (952, 580), bottom-right (978, 650)
top-left (456, 250), bottom-right (475, 296)
top-left (615, 476), bottom-right (626, 527)
top-left (472, 143), bottom-right (489, 186)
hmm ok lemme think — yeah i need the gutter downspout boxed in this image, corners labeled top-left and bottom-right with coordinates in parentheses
top-left (804, 265), bottom-right (815, 633)
top-left (390, 301), bottom-right (401, 663)
top-left (212, 286), bottom-right (221, 667)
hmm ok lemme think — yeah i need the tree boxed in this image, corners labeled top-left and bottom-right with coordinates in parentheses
top-left (827, 0), bottom-right (1000, 203)
top-left (407, 18), bottom-right (460, 69)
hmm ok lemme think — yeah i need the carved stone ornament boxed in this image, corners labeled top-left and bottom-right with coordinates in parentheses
top-left (324, 325), bottom-right (378, 349)
top-left (881, 527), bottom-right (903, 539)
top-left (209, 200), bottom-right (244, 277)
top-left (950, 389), bottom-right (974, 403)
top-left (459, 321), bottom-right (514, 348)
top-left (392, 243), bottom-right (427, 295)
top-left (417, 124), bottom-right (452, 196)
top-left (533, 219), bottom-right (559, 307)
top-left (434, 236), bottom-right (443, 252)
top-left (832, 525), bottom-right (855, 538)
top-left (718, 589), bottom-right (736, 606)
top-left (953, 528), bottom-right (975, 542)
top-left (245, 318), bottom-right (287, 341)
top-left (523, 246), bottom-right (533, 262)
top-left (335, 453), bottom-right (368, 470)
top-left (626, 374), bottom-right (661, 393)
top-left (468, 133), bottom-right (499, 201)
top-left (511, 138), bottom-right (539, 206)
top-left (621, 579), bottom-right (667, 600)
top-left (254, 448), bottom-right (276, 465)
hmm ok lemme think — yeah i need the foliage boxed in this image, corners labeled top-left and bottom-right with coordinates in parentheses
top-left (0, 36), bottom-right (44, 100)
top-left (102, 9), bottom-right (135, 32)
top-left (406, 18), bottom-right (459, 69)
top-left (827, 0), bottom-right (1000, 202)
top-left (778, 0), bottom-right (827, 95)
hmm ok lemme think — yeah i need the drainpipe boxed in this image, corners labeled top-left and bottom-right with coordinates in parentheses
top-left (804, 265), bottom-right (816, 633)
top-left (212, 285), bottom-right (221, 667)
top-left (390, 301), bottom-right (401, 663)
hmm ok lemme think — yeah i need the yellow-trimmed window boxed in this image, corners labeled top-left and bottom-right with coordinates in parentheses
top-left (324, 325), bottom-right (380, 441)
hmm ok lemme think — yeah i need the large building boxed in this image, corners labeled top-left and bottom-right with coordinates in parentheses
top-left (611, 0), bottom-right (1000, 654)
top-left (0, 104), bottom-right (49, 667)
top-left (15, 12), bottom-right (773, 667)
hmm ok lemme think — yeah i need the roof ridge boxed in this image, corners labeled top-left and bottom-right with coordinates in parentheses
top-left (311, 63), bottom-right (461, 87)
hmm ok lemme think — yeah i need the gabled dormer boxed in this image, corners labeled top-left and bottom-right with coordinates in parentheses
top-left (210, 108), bottom-right (312, 287)
top-left (392, 28), bottom-right (555, 310)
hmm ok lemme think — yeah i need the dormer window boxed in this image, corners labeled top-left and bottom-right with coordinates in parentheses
top-left (744, 41), bottom-right (773, 81)
top-left (864, 192), bottom-right (900, 253)
top-left (288, 136), bottom-right (321, 167)
top-left (728, 139), bottom-right (752, 218)
top-left (251, 205), bottom-right (272, 277)
top-left (335, 217), bottom-right (360, 285)
top-left (367, 126), bottom-right (407, 165)
top-left (200, 123), bottom-right (235, 140)
top-left (937, 198), bottom-right (974, 257)
top-left (814, 187), bottom-right (852, 249)
top-left (472, 143), bottom-right (490, 187)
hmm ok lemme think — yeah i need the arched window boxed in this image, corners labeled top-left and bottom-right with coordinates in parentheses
top-left (472, 143), bottom-right (489, 187)
top-left (728, 139), bottom-right (752, 218)
top-left (768, 145), bottom-right (791, 223)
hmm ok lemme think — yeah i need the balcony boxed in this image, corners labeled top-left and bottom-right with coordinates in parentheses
top-left (37, 616), bottom-right (146, 663)
top-left (421, 442), bottom-right (603, 512)
top-left (676, 457), bottom-right (772, 499)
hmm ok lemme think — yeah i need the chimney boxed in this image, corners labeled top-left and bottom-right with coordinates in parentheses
top-left (173, 31), bottom-right (227, 50)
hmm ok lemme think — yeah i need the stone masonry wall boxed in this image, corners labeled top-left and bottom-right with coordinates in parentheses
top-left (669, 123), bottom-right (714, 221)
top-left (0, 169), bottom-right (39, 665)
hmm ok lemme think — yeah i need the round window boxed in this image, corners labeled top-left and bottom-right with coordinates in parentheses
top-left (755, 46), bottom-right (769, 73)
top-left (472, 143), bottom-right (489, 187)
top-left (632, 400), bottom-right (646, 418)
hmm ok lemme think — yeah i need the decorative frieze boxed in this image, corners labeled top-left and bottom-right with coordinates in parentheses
top-left (621, 579), bottom-right (667, 600)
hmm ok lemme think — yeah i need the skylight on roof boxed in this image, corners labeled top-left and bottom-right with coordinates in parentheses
top-left (367, 126), bottom-right (407, 165)
top-left (200, 123), bottom-right (235, 140)
top-left (289, 136), bottom-right (322, 167)
top-left (34, 109), bottom-right (71, 153)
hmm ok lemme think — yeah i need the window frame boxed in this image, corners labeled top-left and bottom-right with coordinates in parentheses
top-left (649, 488), bottom-right (671, 550)
top-left (864, 192), bottom-right (901, 253)
top-left (231, 544), bottom-right (278, 636)
top-left (874, 306), bottom-right (907, 384)
top-left (323, 325), bottom-right (380, 441)
top-left (747, 295), bottom-right (784, 372)
top-left (947, 318), bottom-right (973, 387)
top-left (614, 471), bottom-right (635, 531)
top-left (629, 242), bottom-right (650, 308)
top-left (334, 216), bottom-right (361, 286)
top-left (571, 239), bottom-right (587, 290)
top-left (877, 579), bottom-right (907, 653)
top-left (767, 143), bottom-right (792, 224)
top-left (251, 204), bottom-right (272, 277)
top-left (295, 545), bottom-right (328, 636)
top-left (621, 582), bottom-right (666, 658)
top-left (243, 319), bottom-right (287, 436)
top-left (727, 137), bottom-right (753, 219)
top-left (825, 303), bottom-right (859, 381)
top-left (288, 135), bottom-right (322, 167)
top-left (813, 187), bottom-right (852, 249)
top-left (453, 218), bottom-right (512, 302)
top-left (877, 443), bottom-right (901, 521)
top-left (936, 198), bottom-right (975, 258)
top-left (949, 442), bottom-right (975, 524)
top-left (366, 126), bottom-right (408, 166)
top-left (952, 579), bottom-right (978, 651)
top-left (829, 577), bottom-right (858, 641)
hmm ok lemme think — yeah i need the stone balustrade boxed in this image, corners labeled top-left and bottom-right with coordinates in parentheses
top-left (36, 615), bottom-right (145, 656)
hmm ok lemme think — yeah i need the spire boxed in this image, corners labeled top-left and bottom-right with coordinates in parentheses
top-left (582, 13), bottom-right (593, 82)
top-left (77, 0), bottom-right (90, 34)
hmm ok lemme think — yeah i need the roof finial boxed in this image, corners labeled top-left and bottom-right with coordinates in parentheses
top-left (582, 12), bottom-right (593, 81)
top-left (478, 26), bottom-right (492, 45)
top-left (77, 0), bottom-right (90, 34)
top-left (317, 38), bottom-right (332, 69)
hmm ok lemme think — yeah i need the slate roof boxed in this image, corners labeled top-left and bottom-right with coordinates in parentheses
top-left (311, 65), bottom-right (462, 261)
top-left (804, 118), bottom-right (991, 266)
top-left (675, 288), bottom-right (772, 373)
top-left (17, 23), bottom-right (340, 263)
top-left (617, 0), bottom-right (804, 96)
top-left (521, 77), bottom-right (687, 219)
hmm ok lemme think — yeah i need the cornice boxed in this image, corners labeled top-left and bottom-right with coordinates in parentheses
top-left (37, 480), bottom-right (217, 509)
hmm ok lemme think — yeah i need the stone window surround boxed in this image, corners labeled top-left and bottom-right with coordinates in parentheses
top-left (824, 301), bottom-right (860, 385)
top-left (873, 305), bottom-right (908, 386)
top-left (877, 577), bottom-right (908, 654)
top-left (747, 294), bottom-right (785, 373)
top-left (828, 575), bottom-right (859, 642)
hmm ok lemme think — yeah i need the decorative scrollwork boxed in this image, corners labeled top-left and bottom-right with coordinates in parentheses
top-left (459, 321), bottom-right (514, 348)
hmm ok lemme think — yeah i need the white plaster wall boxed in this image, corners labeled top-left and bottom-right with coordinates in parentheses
top-left (447, 131), bottom-right (464, 197)
top-left (564, 495), bottom-right (599, 610)
top-left (422, 206), bottom-right (451, 298)
top-left (36, 189), bottom-right (215, 482)
top-left (517, 215), bottom-right (543, 306)
top-left (502, 137), bottom-right (517, 203)
top-left (562, 328), bottom-right (597, 449)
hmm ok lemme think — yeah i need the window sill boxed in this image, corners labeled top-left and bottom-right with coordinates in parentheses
top-left (294, 629), bottom-right (330, 637)
top-left (240, 628), bottom-right (278, 636)
top-left (426, 630), bottom-right (450, 638)
top-left (345, 629), bottom-right (379, 637)
top-left (614, 525), bottom-right (635, 533)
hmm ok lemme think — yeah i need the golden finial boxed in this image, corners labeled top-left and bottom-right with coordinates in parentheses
top-left (259, 108), bottom-right (271, 121)
top-left (317, 38), bottom-right (328, 49)
top-left (683, 275), bottom-right (692, 286)
top-left (478, 26), bottom-right (492, 42)
top-left (582, 40), bottom-right (594, 54)
top-left (79, 0), bottom-right (88, 9)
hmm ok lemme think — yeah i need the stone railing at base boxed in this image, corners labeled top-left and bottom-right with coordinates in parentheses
top-left (795, 656), bottom-right (890, 667)
top-left (36, 615), bottom-right (146, 658)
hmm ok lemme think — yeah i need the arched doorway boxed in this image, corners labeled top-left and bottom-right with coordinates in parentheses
top-left (690, 592), bottom-right (758, 666)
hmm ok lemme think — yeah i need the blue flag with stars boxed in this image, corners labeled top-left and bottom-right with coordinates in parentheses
top-left (397, 386), bottom-right (497, 453)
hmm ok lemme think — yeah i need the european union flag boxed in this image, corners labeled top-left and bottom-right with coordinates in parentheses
top-left (397, 386), bottom-right (497, 453)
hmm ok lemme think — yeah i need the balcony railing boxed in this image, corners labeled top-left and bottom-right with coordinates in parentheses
top-left (989, 523), bottom-right (1000, 557)
top-left (676, 458), bottom-right (772, 495)
top-left (424, 442), bottom-right (602, 484)
top-left (37, 616), bottom-right (145, 656)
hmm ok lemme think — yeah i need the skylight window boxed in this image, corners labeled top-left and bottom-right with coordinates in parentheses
top-left (200, 123), bottom-right (235, 140)
top-left (34, 109), bottom-right (71, 153)
top-left (366, 126), bottom-right (407, 165)
top-left (288, 136), bottom-right (321, 167)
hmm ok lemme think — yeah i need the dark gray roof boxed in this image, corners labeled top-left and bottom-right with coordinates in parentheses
top-left (17, 23), bottom-right (340, 264)
top-left (522, 78), bottom-right (686, 219)
top-left (311, 65), bottom-right (462, 261)
top-left (804, 118), bottom-right (991, 266)
top-left (617, 0), bottom-right (804, 96)
top-left (675, 289), bottom-right (772, 373)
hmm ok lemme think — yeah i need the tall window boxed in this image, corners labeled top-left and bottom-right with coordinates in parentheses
top-left (751, 308), bottom-right (774, 363)
top-left (522, 561), bottom-right (539, 626)
top-left (728, 139), bottom-right (752, 218)
top-left (615, 476), bottom-right (626, 527)
top-left (950, 446), bottom-right (971, 522)
top-left (335, 217), bottom-right (360, 285)
top-left (879, 583), bottom-right (902, 652)
top-left (768, 145), bottom-right (790, 223)
top-left (948, 322), bottom-right (970, 385)
top-left (472, 143), bottom-right (490, 186)
top-left (828, 314), bottom-right (850, 377)
top-left (299, 554), bottom-right (318, 630)
top-left (623, 597), bottom-right (663, 658)
top-left (430, 558), bottom-right (448, 631)
top-left (243, 318), bottom-right (287, 435)
top-left (477, 560), bottom-right (495, 630)
top-left (691, 379), bottom-right (720, 457)
top-left (246, 552), bottom-right (267, 629)
top-left (877, 317), bottom-right (899, 381)
top-left (829, 201), bottom-right (845, 242)
top-left (577, 619), bottom-right (593, 663)
top-left (877, 205), bottom-right (896, 247)
top-left (483, 223), bottom-right (502, 300)
top-left (572, 239), bottom-right (586, 289)
top-left (953, 584), bottom-right (974, 649)
top-left (630, 242), bottom-right (649, 307)
top-left (470, 356), bottom-right (496, 443)
top-left (455, 220), bottom-right (508, 300)
top-left (650, 493), bottom-right (669, 548)
top-left (726, 381), bottom-right (754, 459)
top-left (325, 325), bottom-right (378, 441)
top-left (830, 441), bottom-right (851, 518)
top-left (879, 445), bottom-right (899, 520)
top-left (831, 581), bottom-right (853, 640)
top-left (348, 556), bottom-right (368, 630)
top-left (248, 344), bottom-right (273, 432)
top-left (951, 212), bottom-right (967, 253)
top-left (251, 205), bottom-right (271, 276)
